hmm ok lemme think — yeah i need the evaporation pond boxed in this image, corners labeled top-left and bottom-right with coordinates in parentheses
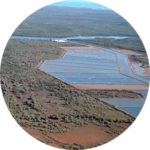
top-left (102, 98), bottom-right (145, 107)
top-left (119, 107), bottom-right (142, 117)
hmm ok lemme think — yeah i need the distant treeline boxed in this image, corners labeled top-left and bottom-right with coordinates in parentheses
top-left (13, 6), bottom-right (138, 37)
top-left (74, 37), bottom-right (146, 53)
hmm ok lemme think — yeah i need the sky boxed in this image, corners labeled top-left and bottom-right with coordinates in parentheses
top-left (50, 0), bottom-right (110, 10)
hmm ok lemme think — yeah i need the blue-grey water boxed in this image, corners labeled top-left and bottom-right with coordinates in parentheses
top-left (132, 62), bottom-right (150, 79)
top-left (102, 98), bottom-right (146, 117)
top-left (119, 107), bottom-right (142, 117)
top-left (133, 90), bottom-right (148, 97)
top-left (102, 98), bottom-right (145, 107)
top-left (11, 35), bottom-right (128, 40)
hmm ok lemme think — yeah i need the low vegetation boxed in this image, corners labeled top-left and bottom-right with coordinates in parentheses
top-left (13, 6), bottom-right (137, 37)
top-left (73, 37), bottom-right (145, 53)
top-left (129, 55), bottom-right (149, 68)
top-left (1, 39), bottom-right (134, 149)
top-left (83, 89), bottom-right (144, 98)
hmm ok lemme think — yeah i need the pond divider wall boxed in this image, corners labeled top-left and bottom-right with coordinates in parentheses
top-left (116, 54), bottom-right (122, 73)
top-left (36, 61), bottom-right (43, 69)
top-left (60, 50), bottom-right (67, 59)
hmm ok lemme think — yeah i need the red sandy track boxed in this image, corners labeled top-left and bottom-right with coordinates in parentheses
top-left (112, 48), bottom-right (136, 53)
top-left (59, 46), bottom-right (103, 51)
top-left (116, 54), bottom-right (122, 73)
top-left (126, 55), bottom-right (138, 75)
top-left (38, 60), bottom-right (46, 69)
top-left (23, 127), bottom-right (51, 143)
top-left (61, 50), bottom-right (67, 59)
top-left (71, 83), bottom-right (149, 90)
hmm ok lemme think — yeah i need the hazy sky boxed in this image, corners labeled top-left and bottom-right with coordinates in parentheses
top-left (50, 0), bottom-right (110, 10)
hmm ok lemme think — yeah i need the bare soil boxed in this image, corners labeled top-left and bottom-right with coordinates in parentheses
top-left (48, 123), bottom-right (129, 146)
top-left (126, 55), bottom-right (138, 75)
top-left (22, 121), bottom-right (130, 149)
top-left (23, 127), bottom-right (63, 148)
top-left (112, 48), bottom-right (137, 53)
top-left (71, 83), bottom-right (149, 90)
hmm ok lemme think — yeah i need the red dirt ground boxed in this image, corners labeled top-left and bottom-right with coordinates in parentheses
top-left (21, 120), bottom-right (28, 123)
top-left (48, 123), bottom-right (127, 146)
top-left (116, 54), bottom-right (122, 73)
top-left (38, 60), bottom-right (46, 69)
top-left (23, 127), bottom-right (62, 148)
top-left (71, 83), bottom-right (149, 90)
top-left (145, 69), bottom-right (150, 75)
top-left (22, 122), bottom-right (130, 148)
top-left (126, 55), bottom-right (138, 75)
top-left (61, 50), bottom-right (67, 59)
top-left (59, 46), bottom-right (103, 51)
top-left (112, 48), bottom-right (137, 53)
top-left (23, 127), bottom-right (50, 141)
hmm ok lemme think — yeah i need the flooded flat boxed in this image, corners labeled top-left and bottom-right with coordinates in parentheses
top-left (119, 107), bottom-right (142, 117)
top-left (40, 46), bottom-right (149, 84)
top-left (50, 73), bottom-right (129, 78)
top-left (38, 42), bottom-right (149, 117)
top-left (58, 77), bottom-right (145, 84)
top-left (45, 61), bottom-right (119, 70)
top-left (102, 98), bottom-right (145, 107)
top-left (102, 98), bottom-right (145, 117)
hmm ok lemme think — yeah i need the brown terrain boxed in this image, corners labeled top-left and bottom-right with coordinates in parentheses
top-left (112, 48), bottom-right (136, 53)
top-left (48, 123), bottom-right (130, 146)
top-left (23, 121), bottom-right (130, 149)
top-left (71, 83), bottom-right (149, 90)
top-left (126, 55), bottom-right (138, 75)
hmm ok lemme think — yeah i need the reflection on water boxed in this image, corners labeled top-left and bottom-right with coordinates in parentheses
top-left (119, 107), bottom-right (142, 117)
top-left (102, 97), bottom-right (146, 117)
top-left (11, 35), bottom-right (128, 40)
top-left (102, 98), bottom-right (145, 107)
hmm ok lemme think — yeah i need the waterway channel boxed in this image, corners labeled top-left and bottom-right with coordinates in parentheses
top-left (11, 35), bottom-right (128, 40)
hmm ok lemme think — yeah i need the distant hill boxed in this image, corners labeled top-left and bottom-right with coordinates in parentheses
top-left (13, 6), bottom-right (137, 37)
top-left (48, 1), bottom-right (112, 10)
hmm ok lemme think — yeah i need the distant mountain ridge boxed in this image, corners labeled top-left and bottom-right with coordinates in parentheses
top-left (13, 4), bottom-right (137, 37)
top-left (48, 1), bottom-right (112, 10)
